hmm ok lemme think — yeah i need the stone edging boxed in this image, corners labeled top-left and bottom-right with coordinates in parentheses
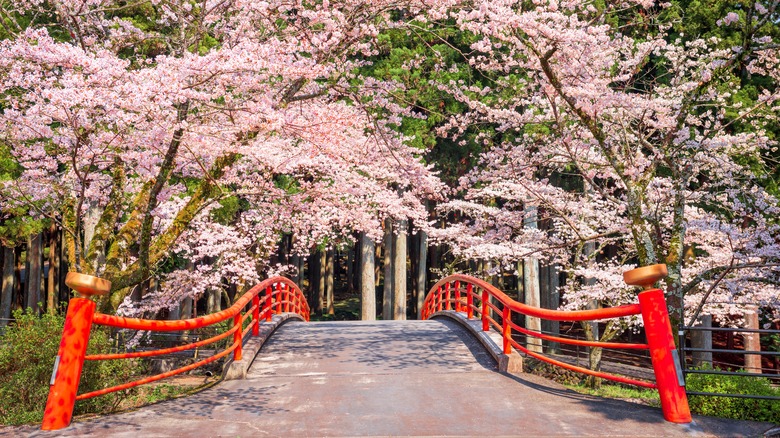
top-left (430, 310), bottom-right (523, 374)
top-left (222, 313), bottom-right (305, 380)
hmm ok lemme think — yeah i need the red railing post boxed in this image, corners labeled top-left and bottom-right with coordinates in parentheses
top-left (291, 292), bottom-right (297, 314)
top-left (639, 289), bottom-right (691, 423)
top-left (446, 282), bottom-right (452, 311)
top-left (42, 297), bottom-right (96, 430)
top-left (466, 283), bottom-right (474, 319)
top-left (233, 313), bottom-right (243, 361)
top-left (502, 306), bottom-right (511, 354)
top-left (276, 283), bottom-right (283, 314)
top-left (265, 286), bottom-right (273, 321)
top-left (481, 288), bottom-right (489, 331)
top-left (437, 286), bottom-right (443, 312)
top-left (455, 281), bottom-right (461, 312)
top-left (252, 295), bottom-right (260, 336)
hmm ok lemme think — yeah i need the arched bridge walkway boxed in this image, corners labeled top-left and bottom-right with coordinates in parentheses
top-left (25, 318), bottom-right (771, 437)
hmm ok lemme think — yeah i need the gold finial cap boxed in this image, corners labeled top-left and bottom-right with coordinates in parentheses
top-left (623, 264), bottom-right (667, 290)
top-left (65, 272), bottom-right (111, 297)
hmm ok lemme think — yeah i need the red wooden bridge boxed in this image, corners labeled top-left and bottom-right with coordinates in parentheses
top-left (33, 269), bottom-right (774, 436)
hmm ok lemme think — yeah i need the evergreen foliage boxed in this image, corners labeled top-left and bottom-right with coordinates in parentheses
top-left (0, 308), bottom-right (143, 425)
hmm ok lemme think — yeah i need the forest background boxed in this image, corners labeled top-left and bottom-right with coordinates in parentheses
top-left (0, 0), bottom-right (778, 372)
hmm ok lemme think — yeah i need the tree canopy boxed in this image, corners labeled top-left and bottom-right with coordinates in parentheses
top-left (1, 0), bottom-right (778, 327)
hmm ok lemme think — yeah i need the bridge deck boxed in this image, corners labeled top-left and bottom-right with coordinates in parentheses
top-left (22, 319), bottom-right (774, 437)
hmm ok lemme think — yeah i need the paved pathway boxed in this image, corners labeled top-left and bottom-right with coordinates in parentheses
top-left (14, 320), bottom-right (778, 437)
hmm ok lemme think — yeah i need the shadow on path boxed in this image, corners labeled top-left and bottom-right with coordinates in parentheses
top-left (7, 319), bottom-right (777, 437)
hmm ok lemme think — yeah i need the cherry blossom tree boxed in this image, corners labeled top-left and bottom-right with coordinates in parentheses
top-left (424, 0), bottom-right (780, 338)
top-left (0, 0), bottom-right (443, 313)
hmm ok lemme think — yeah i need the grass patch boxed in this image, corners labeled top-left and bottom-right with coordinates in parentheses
top-left (117, 376), bottom-right (217, 410)
top-left (563, 382), bottom-right (660, 406)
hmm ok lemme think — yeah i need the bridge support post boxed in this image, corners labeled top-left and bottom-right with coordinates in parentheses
top-left (481, 289), bottom-right (489, 331)
top-left (639, 289), bottom-right (691, 423)
top-left (502, 307), bottom-right (511, 354)
top-left (265, 286), bottom-right (273, 321)
top-left (233, 314), bottom-right (243, 361)
top-left (466, 284), bottom-right (474, 319)
top-left (42, 297), bottom-right (96, 430)
top-left (252, 296), bottom-right (260, 336)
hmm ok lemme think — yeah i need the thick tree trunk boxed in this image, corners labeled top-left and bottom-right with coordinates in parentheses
top-left (83, 202), bottom-right (103, 273)
top-left (1, 247), bottom-right (14, 326)
top-left (308, 251), bottom-right (319, 311)
top-left (523, 206), bottom-right (542, 352)
top-left (180, 296), bottom-right (193, 341)
top-left (346, 242), bottom-right (355, 293)
top-left (583, 240), bottom-right (601, 387)
top-left (58, 229), bottom-right (68, 303)
top-left (523, 257), bottom-right (541, 354)
top-left (325, 249), bottom-right (335, 315)
top-left (691, 314), bottom-right (713, 368)
top-left (47, 224), bottom-right (59, 314)
top-left (744, 306), bottom-right (761, 373)
top-left (393, 220), bottom-right (407, 320)
top-left (587, 344), bottom-right (603, 386)
top-left (14, 246), bottom-right (22, 310)
top-left (540, 263), bottom-right (560, 353)
top-left (206, 288), bottom-right (221, 314)
top-left (299, 255), bottom-right (305, 288)
top-left (168, 295), bottom-right (181, 340)
top-left (584, 302), bottom-right (602, 388)
top-left (291, 251), bottom-right (301, 285)
top-left (498, 265), bottom-right (506, 290)
top-left (416, 230), bottom-right (428, 319)
top-left (355, 239), bottom-right (362, 293)
top-left (318, 250), bottom-right (326, 314)
top-left (359, 233), bottom-right (376, 320)
top-left (26, 233), bottom-right (43, 313)
top-left (382, 219), bottom-right (393, 320)
top-left (83, 203), bottom-right (101, 254)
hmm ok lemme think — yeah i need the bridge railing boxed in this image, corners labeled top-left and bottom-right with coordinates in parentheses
top-left (42, 276), bottom-right (309, 431)
top-left (421, 271), bottom-right (691, 424)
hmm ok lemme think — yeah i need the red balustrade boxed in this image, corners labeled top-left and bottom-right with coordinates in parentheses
top-left (421, 273), bottom-right (691, 424)
top-left (42, 276), bottom-right (309, 431)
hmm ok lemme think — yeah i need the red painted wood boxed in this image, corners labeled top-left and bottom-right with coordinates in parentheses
top-left (428, 274), bottom-right (641, 322)
top-left (42, 298), bottom-right (96, 430)
top-left (639, 289), bottom-right (691, 423)
top-left (43, 276), bottom-right (310, 431)
top-left (86, 323), bottom-right (241, 360)
top-left (77, 342), bottom-right (239, 400)
top-left (93, 277), bottom-right (307, 330)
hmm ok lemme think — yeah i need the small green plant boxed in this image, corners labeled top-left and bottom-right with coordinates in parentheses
top-left (685, 368), bottom-right (780, 423)
top-left (127, 384), bottom-right (195, 405)
top-left (0, 308), bottom-right (143, 425)
top-left (762, 333), bottom-right (780, 353)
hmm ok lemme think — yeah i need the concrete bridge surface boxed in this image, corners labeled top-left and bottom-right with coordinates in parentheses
top-left (15, 319), bottom-right (779, 437)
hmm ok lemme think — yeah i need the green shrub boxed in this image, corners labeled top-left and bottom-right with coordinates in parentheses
top-left (685, 369), bottom-right (780, 423)
top-left (0, 308), bottom-right (143, 425)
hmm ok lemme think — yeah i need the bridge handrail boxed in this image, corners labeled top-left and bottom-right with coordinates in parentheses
top-left (421, 273), bottom-right (691, 424)
top-left (42, 276), bottom-right (309, 431)
top-left (92, 278), bottom-right (305, 330)
top-left (426, 274), bottom-right (641, 321)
